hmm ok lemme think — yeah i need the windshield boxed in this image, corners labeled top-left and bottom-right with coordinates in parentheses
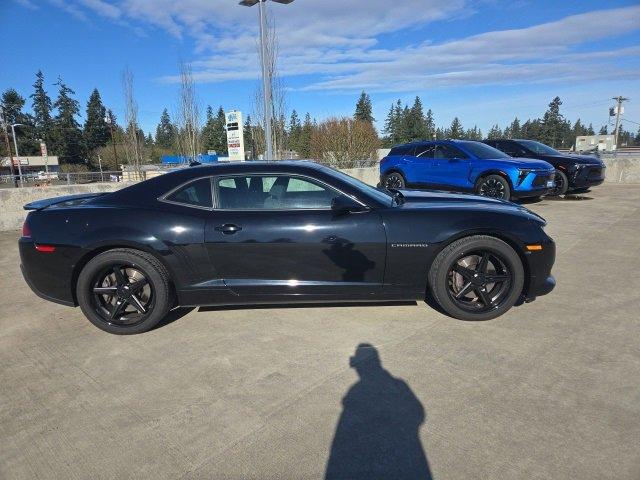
top-left (321, 166), bottom-right (393, 205)
top-left (457, 141), bottom-right (511, 159)
top-left (517, 140), bottom-right (561, 156)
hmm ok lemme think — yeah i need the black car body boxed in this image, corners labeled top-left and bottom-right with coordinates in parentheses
top-left (483, 139), bottom-right (606, 194)
top-left (20, 161), bottom-right (556, 334)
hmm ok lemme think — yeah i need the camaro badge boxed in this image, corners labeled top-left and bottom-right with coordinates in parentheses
top-left (391, 243), bottom-right (429, 248)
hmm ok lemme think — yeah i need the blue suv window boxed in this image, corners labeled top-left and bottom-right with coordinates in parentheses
top-left (435, 145), bottom-right (468, 159)
top-left (389, 145), bottom-right (415, 156)
top-left (415, 145), bottom-right (435, 158)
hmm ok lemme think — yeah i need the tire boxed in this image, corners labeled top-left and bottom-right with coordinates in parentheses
top-left (476, 174), bottom-right (511, 200)
top-left (548, 170), bottom-right (568, 196)
top-left (428, 235), bottom-right (524, 321)
top-left (382, 171), bottom-right (406, 189)
top-left (77, 248), bottom-right (173, 334)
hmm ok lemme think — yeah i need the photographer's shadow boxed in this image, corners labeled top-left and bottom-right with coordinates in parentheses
top-left (325, 343), bottom-right (432, 480)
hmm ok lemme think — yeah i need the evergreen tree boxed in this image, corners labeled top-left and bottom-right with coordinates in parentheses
top-left (406, 96), bottom-right (427, 141)
top-left (299, 113), bottom-right (313, 158)
top-left (288, 110), bottom-right (302, 154)
top-left (30, 70), bottom-right (54, 148)
top-left (487, 125), bottom-right (502, 139)
top-left (202, 106), bottom-right (227, 155)
top-left (155, 109), bottom-right (175, 149)
top-left (505, 118), bottom-right (521, 139)
top-left (201, 106), bottom-right (227, 154)
top-left (447, 117), bottom-right (463, 139)
top-left (587, 123), bottom-right (595, 136)
top-left (354, 91), bottom-right (374, 123)
top-left (243, 115), bottom-right (255, 159)
top-left (83, 88), bottom-right (109, 155)
top-left (599, 125), bottom-right (608, 135)
top-left (425, 109), bottom-right (435, 140)
top-left (1, 88), bottom-right (38, 155)
top-left (541, 96), bottom-right (565, 147)
top-left (53, 77), bottom-right (84, 164)
top-left (382, 102), bottom-right (399, 147)
top-left (465, 126), bottom-right (482, 140)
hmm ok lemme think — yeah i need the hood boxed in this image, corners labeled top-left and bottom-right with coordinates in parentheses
top-left (537, 153), bottom-right (603, 166)
top-left (398, 189), bottom-right (546, 224)
top-left (502, 157), bottom-right (556, 170)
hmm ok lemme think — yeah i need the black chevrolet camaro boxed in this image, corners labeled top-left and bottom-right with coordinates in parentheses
top-left (19, 161), bottom-right (556, 334)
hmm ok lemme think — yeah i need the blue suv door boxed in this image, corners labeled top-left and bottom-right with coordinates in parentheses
top-left (432, 144), bottom-right (472, 189)
top-left (403, 144), bottom-right (436, 186)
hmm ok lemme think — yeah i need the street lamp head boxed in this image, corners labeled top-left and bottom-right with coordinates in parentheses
top-left (239, 0), bottom-right (294, 5)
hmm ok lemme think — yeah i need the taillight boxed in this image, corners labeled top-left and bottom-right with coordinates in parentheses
top-left (35, 244), bottom-right (56, 253)
top-left (22, 221), bottom-right (31, 238)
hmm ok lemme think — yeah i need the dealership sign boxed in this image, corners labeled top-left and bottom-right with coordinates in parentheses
top-left (225, 110), bottom-right (246, 162)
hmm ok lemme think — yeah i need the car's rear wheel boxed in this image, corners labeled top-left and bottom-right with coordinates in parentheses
top-left (428, 235), bottom-right (524, 321)
top-left (476, 175), bottom-right (511, 200)
top-left (382, 172), bottom-right (406, 189)
top-left (548, 170), bottom-right (568, 196)
top-left (77, 249), bottom-right (172, 334)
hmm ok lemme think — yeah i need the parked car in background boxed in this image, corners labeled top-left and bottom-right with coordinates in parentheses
top-left (35, 171), bottom-right (59, 181)
top-left (380, 140), bottom-right (555, 201)
top-left (19, 161), bottom-right (555, 334)
top-left (483, 139), bottom-right (606, 196)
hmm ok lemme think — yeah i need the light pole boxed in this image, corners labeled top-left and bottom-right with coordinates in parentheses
top-left (239, 0), bottom-right (293, 161)
top-left (11, 124), bottom-right (24, 187)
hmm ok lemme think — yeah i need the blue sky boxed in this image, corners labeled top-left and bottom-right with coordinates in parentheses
top-left (1, 0), bottom-right (639, 136)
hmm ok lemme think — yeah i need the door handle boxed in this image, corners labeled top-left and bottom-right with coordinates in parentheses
top-left (215, 224), bottom-right (242, 235)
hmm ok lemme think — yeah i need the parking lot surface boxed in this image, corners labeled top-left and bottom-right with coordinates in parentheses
top-left (1, 184), bottom-right (639, 480)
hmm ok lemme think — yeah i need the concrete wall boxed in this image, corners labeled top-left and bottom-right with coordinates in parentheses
top-left (2, 159), bottom-right (638, 231)
top-left (0, 182), bottom-right (131, 232)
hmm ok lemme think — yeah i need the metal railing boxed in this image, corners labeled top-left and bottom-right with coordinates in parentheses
top-left (0, 171), bottom-right (124, 188)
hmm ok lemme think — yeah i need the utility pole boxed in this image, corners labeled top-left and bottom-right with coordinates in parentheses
top-left (612, 96), bottom-right (629, 149)
top-left (0, 106), bottom-right (17, 187)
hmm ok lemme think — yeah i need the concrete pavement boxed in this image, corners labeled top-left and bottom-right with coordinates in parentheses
top-left (1, 184), bottom-right (639, 479)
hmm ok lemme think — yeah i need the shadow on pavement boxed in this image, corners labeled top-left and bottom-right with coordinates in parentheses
top-left (325, 343), bottom-right (432, 480)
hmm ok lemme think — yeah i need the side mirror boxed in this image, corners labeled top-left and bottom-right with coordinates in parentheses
top-left (331, 195), bottom-right (365, 214)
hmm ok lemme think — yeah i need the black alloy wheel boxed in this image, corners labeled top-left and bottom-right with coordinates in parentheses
top-left (477, 175), bottom-right (510, 200)
top-left (548, 170), bottom-right (568, 196)
top-left (447, 251), bottom-right (512, 313)
top-left (91, 264), bottom-right (154, 326)
top-left (384, 172), bottom-right (405, 190)
top-left (428, 235), bottom-right (524, 321)
top-left (77, 249), bottom-right (172, 334)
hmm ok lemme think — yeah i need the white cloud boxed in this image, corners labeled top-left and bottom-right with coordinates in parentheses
top-left (44, 1), bottom-right (640, 93)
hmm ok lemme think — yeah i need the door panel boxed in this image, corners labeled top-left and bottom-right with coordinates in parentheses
top-left (205, 210), bottom-right (386, 296)
top-left (404, 145), bottom-right (436, 185)
top-left (432, 145), bottom-right (472, 189)
top-left (205, 174), bottom-right (387, 297)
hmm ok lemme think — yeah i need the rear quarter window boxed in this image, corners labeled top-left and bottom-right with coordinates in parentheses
top-left (165, 177), bottom-right (213, 208)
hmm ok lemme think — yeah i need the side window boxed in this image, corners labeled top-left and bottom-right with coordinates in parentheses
top-left (215, 175), bottom-right (342, 210)
top-left (165, 177), bottom-right (212, 208)
top-left (434, 145), bottom-right (468, 159)
top-left (414, 145), bottom-right (435, 158)
top-left (390, 145), bottom-right (415, 156)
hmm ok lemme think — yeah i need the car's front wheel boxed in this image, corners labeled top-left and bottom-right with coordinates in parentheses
top-left (428, 235), bottom-right (524, 321)
top-left (382, 172), bottom-right (406, 189)
top-left (77, 248), bottom-right (173, 334)
top-left (476, 175), bottom-right (511, 200)
top-left (548, 170), bottom-right (568, 196)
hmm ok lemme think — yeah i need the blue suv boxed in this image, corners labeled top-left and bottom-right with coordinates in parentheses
top-left (380, 140), bottom-right (555, 201)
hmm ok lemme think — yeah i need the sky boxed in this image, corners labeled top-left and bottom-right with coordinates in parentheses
top-left (1, 0), bottom-right (639, 136)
